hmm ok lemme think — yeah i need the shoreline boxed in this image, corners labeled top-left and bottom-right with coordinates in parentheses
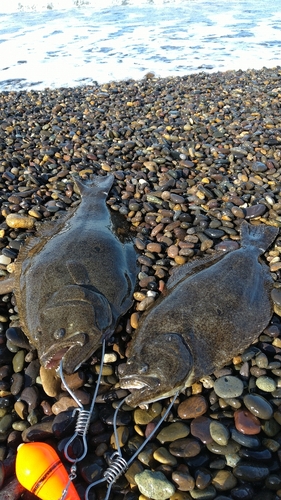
top-left (0, 65), bottom-right (281, 499)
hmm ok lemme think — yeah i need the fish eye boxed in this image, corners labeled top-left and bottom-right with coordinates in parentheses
top-left (53, 328), bottom-right (66, 340)
top-left (139, 363), bottom-right (149, 374)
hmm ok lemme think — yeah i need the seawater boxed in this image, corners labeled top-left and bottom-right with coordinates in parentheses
top-left (0, 0), bottom-right (281, 91)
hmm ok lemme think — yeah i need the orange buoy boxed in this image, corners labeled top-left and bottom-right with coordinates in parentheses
top-left (16, 442), bottom-right (80, 500)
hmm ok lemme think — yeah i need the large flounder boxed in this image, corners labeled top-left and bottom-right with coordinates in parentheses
top-left (12, 174), bottom-right (137, 373)
top-left (119, 221), bottom-right (278, 407)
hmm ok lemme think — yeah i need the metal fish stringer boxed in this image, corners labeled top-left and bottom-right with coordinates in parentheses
top-left (85, 391), bottom-right (179, 500)
top-left (59, 339), bottom-right (106, 500)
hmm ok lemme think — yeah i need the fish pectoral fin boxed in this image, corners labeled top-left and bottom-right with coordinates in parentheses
top-left (43, 285), bottom-right (113, 332)
top-left (66, 260), bottom-right (91, 285)
top-left (91, 292), bottom-right (113, 331)
top-left (44, 285), bottom-right (88, 305)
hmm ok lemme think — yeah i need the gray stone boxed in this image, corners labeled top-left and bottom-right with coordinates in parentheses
top-left (135, 470), bottom-right (175, 500)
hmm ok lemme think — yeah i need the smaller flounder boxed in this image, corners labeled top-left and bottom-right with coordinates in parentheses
top-left (10, 174), bottom-right (137, 373)
top-left (119, 221), bottom-right (278, 407)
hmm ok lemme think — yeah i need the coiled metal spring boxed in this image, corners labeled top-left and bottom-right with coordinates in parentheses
top-left (59, 340), bottom-right (106, 464)
top-left (74, 408), bottom-right (91, 436)
top-left (85, 393), bottom-right (179, 500)
top-left (104, 452), bottom-right (128, 484)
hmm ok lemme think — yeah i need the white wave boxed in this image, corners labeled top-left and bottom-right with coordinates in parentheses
top-left (0, 0), bottom-right (195, 14)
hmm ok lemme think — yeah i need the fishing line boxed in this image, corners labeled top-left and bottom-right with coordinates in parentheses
top-left (85, 391), bottom-right (179, 500)
top-left (59, 339), bottom-right (106, 499)
top-left (59, 340), bottom-right (179, 500)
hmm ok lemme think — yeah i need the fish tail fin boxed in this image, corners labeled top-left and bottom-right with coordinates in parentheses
top-left (240, 221), bottom-right (278, 252)
top-left (72, 174), bottom-right (114, 197)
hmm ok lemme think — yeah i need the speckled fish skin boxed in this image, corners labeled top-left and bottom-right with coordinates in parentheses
top-left (14, 174), bottom-right (138, 374)
top-left (119, 221), bottom-right (279, 407)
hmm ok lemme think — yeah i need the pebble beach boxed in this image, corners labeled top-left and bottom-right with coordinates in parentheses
top-left (0, 66), bottom-right (281, 499)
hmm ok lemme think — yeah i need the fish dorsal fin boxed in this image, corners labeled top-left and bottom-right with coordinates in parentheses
top-left (166, 251), bottom-right (227, 290)
top-left (14, 212), bottom-right (73, 268)
top-left (66, 260), bottom-right (90, 285)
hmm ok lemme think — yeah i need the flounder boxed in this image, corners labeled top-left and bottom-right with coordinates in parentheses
top-left (8, 174), bottom-right (137, 373)
top-left (119, 221), bottom-right (278, 407)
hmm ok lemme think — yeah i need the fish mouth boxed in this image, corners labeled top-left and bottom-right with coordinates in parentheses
top-left (40, 332), bottom-right (88, 370)
top-left (120, 377), bottom-right (161, 408)
top-left (119, 375), bottom-right (160, 391)
top-left (44, 348), bottom-right (69, 369)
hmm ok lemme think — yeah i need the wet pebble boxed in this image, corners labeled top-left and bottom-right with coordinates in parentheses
top-left (234, 409), bottom-right (261, 435)
top-left (206, 440), bottom-right (240, 456)
top-left (61, 370), bottom-right (85, 391)
top-left (14, 401), bottom-right (27, 420)
top-left (156, 422), bottom-right (190, 443)
top-left (5, 214), bottom-right (35, 229)
top-left (230, 485), bottom-right (254, 500)
top-left (10, 373), bottom-right (23, 395)
top-left (79, 460), bottom-right (103, 485)
top-left (110, 425), bottom-right (130, 449)
top-left (135, 469), bottom-right (176, 500)
top-left (195, 468), bottom-right (212, 490)
top-left (211, 470), bottom-right (237, 491)
top-left (190, 416), bottom-right (212, 444)
top-left (233, 462), bottom-right (269, 482)
top-left (178, 395), bottom-right (208, 419)
top-left (244, 204), bottom-right (266, 219)
top-left (39, 366), bottom-right (61, 397)
top-left (51, 396), bottom-right (79, 415)
top-left (12, 350), bottom-right (25, 373)
top-left (214, 376), bottom-right (244, 399)
top-left (243, 393), bottom-right (273, 419)
top-left (52, 410), bottom-right (77, 439)
top-left (169, 437), bottom-right (202, 458)
top-left (189, 485), bottom-right (217, 499)
top-left (172, 467), bottom-right (195, 491)
top-left (255, 375), bottom-right (276, 392)
top-left (153, 446), bottom-right (178, 466)
top-left (125, 460), bottom-right (144, 485)
top-left (20, 386), bottom-right (40, 411)
top-left (239, 447), bottom-right (272, 461)
top-left (231, 428), bottom-right (261, 448)
top-left (22, 419), bottom-right (54, 442)
top-left (209, 421), bottom-right (230, 446)
top-left (134, 402), bottom-right (162, 425)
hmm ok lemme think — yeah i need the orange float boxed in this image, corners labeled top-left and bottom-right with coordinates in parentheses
top-left (16, 442), bottom-right (80, 500)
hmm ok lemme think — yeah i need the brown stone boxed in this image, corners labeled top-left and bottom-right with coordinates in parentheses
top-left (147, 242), bottom-right (162, 253)
top-left (212, 470), bottom-right (237, 491)
top-left (169, 438), bottom-right (201, 458)
top-left (178, 395), bottom-right (208, 419)
top-left (172, 470), bottom-right (195, 491)
top-left (61, 370), bottom-right (85, 391)
top-left (195, 468), bottom-right (212, 490)
top-left (130, 312), bottom-right (140, 329)
top-left (52, 397), bottom-right (79, 415)
top-left (40, 366), bottom-right (61, 398)
top-left (190, 416), bottom-right (212, 444)
top-left (167, 245), bottom-right (179, 258)
top-left (234, 409), bottom-right (261, 435)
